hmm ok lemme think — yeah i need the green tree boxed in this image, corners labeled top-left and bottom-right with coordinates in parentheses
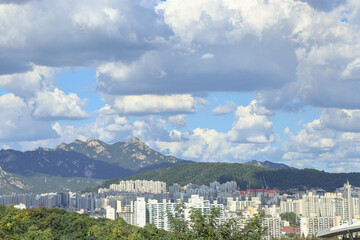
top-left (131, 223), bottom-right (172, 240)
top-left (280, 212), bottom-right (297, 226)
top-left (168, 202), bottom-right (267, 240)
top-left (167, 201), bottom-right (190, 239)
top-left (188, 208), bottom-right (220, 239)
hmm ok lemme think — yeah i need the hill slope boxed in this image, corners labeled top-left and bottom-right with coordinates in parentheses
top-left (0, 137), bottom-right (191, 194)
top-left (246, 160), bottom-right (293, 169)
top-left (87, 163), bottom-right (360, 192)
top-left (0, 148), bottom-right (131, 179)
top-left (0, 166), bottom-right (103, 195)
top-left (55, 137), bottom-right (190, 171)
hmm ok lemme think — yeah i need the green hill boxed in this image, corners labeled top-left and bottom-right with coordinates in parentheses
top-left (0, 166), bottom-right (104, 195)
top-left (85, 162), bottom-right (360, 192)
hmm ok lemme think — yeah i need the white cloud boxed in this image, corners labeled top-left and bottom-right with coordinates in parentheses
top-left (166, 114), bottom-right (187, 129)
top-left (1, 0), bottom-right (360, 173)
top-left (17, 100), bottom-right (276, 164)
top-left (280, 110), bottom-right (360, 171)
top-left (200, 53), bottom-right (214, 60)
top-left (31, 88), bottom-right (89, 120)
top-left (103, 94), bottom-right (206, 115)
top-left (156, 0), bottom-right (302, 43)
top-left (0, 0), bottom-right (169, 74)
top-left (228, 100), bottom-right (274, 143)
top-left (341, 57), bottom-right (360, 80)
top-left (0, 65), bottom-right (89, 120)
top-left (0, 0), bottom-right (359, 112)
top-left (96, 0), bottom-right (302, 95)
top-left (283, 119), bottom-right (336, 154)
top-left (155, 128), bottom-right (271, 162)
top-left (0, 93), bottom-right (57, 141)
top-left (2, 0), bottom-right (359, 112)
top-left (212, 101), bottom-right (236, 115)
top-left (319, 108), bottom-right (360, 132)
top-left (256, 1), bottom-right (360, 110)
top-left (0, 65), bottom-right (58, 98)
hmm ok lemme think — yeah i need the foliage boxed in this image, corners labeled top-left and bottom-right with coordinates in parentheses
top-left (0, 204), bottom-right (267, 239)
top-left (0, 171), bottom-right (104, 196)
top-left (91, 162), bottom-right (360, 192)
top-left (0, 205), bottom-right (138, 239)
top-left (280, 212), bottom-right (297, 226)
top-left (167, 202), bottom-right (267, 240)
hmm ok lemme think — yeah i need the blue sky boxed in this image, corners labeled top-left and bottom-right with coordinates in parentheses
top-left (0, 0), bottom-right (360, 172)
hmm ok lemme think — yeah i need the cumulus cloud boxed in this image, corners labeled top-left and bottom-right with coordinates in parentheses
top-left (151, 101), bottom-right (276, 161)
top-left (0, 65), bottom-right (58, 98)
top-left (341, 58), bottom-right (360, 80)
top-left (256, 0), bottom-right (360, 110)
top-left (200, 53), bottom-right (214, 60)
top-left (2, 0), bottom-right (359, 112)
top-left (96, 0), bottom-right (300, 95)
top-left (228, 100), bottom-right (274, 143)
top-left (280, 109), bottom-right (360, 171)
top-left (2, 0), bottom-right (360, 172)
top-left (49, 114), bottom-right (172, 146)
top-left (31, 88), bottom-right (89, 120)
top-left (166, 114), bottom-right (187, 129)
top-left (155, 128), bottom-right (273, 162)
top-left (0, 65), bottom-right (89, 120)
top-left (101, 94), bottom-right (206, 115)
top-left (0, 93), bottom-right (57, 141)
top-left (319, 108), bottom-right (360, 132)
top-left (0, 0), bottom-right (170, 74)
top-left (212, 101), bottom-right (236, 115)
top-left (17, 100), bottom-right (276, 163)
top-left (283, 119), bottom-right (336, 154)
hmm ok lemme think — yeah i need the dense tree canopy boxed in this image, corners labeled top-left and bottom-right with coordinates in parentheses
top-left (0, 204), bottom-right (268, 239)
top-left (87, 162), bottom-right (360, 193)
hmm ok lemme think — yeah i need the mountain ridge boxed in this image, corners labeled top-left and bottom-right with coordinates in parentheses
top-left (0, 148), bottom-right (132, 179)
top-left (246, 160), bottom-right (293, 169)
top-left (0, 137), bottom-right (191, 194)
top-left (86, 162), bottom-right (360, 193)
top-left (55, 137), bottom-right (190, 171)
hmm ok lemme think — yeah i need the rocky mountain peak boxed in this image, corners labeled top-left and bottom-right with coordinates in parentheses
top-left (246, 160), bottom-right (292, 170)
top-left (39, 137), bottom-right (186, 172)
top-left (73, 139), bottom-right (84, 144)
top-left (31, 147), bottom-right (51, 152)
top-left (86, 138), bottom-right (96, 143)
top-left (125, 137), bottom-right (148, 151)
top-left (127, 137), bottom-right (143, 144)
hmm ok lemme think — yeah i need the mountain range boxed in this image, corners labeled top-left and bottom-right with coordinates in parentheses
top-left (0, 148), bottom-right (130, 179)
top-left (0, 138), bottom-right (190, 194)
top-left (1, 136), bottom-right (353, 195)
top-left (55, 137), bottom-right (187, 171)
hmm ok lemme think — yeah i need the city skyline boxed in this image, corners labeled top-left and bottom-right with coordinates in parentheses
top-left (0, 0), bottom-right (360, 172)
top-left (2, 178), bottom-right (360, 238)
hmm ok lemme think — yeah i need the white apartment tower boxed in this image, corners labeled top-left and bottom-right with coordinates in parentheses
top-left (135, 197), bottom-right (147, 227)
top-left (346, 181), bottom-right (353, 223)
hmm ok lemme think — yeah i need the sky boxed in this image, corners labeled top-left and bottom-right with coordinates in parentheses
top-left (0, 0), bottom-right (360, 172)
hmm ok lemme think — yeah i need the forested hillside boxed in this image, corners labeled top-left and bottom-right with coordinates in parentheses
top-left (0, 205), bottom-right (265, 239)
top-left (87, 162), bottom-right (360, 192)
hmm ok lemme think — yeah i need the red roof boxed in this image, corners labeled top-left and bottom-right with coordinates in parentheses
top-left (239, 189), bottom-right (280, 194)
top-left (280, 227), bottom-right (301, 233)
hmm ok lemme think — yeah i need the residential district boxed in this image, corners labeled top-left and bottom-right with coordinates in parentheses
top-left (2, 180), bottom-right (360, 239)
